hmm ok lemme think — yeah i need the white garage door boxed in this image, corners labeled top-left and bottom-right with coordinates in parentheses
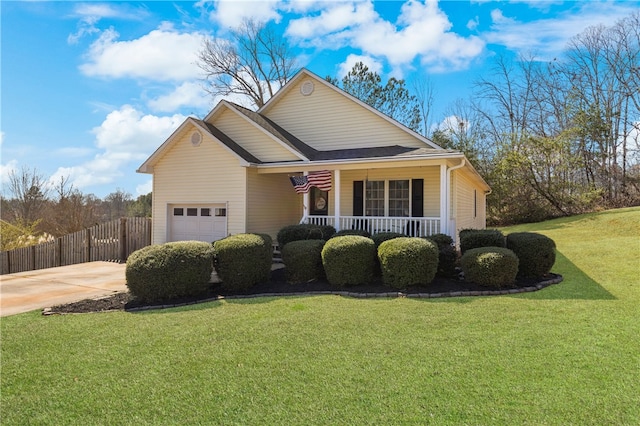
top-left (169, 205), bottom-right (227, 243)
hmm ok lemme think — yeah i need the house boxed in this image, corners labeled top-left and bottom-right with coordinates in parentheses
top-left (137, 68), bottom-right (490, 246)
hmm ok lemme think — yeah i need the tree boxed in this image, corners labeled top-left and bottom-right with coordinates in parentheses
top-left (327, 62), bottom-right (422, 133)
top-left (5, 167), bottom-right (50, 224)
top-left (103, 189), bottom-right (132, 220)
top-left (412, 77), bottom-right (436, 137)
top-left (128, 192), bottom-right (152, 217)
top-left (198, 19), bottom-right (297, 109)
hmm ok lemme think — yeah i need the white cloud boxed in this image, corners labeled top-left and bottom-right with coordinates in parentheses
top-left (338, 54), bottom-right (382, 77)
top-left (136, 179), bottom-right (153, 196)
top-left (147, 81), bottom-right (211, 113)
top-left (202, 0), bottom-right (282, 28)
top-left (79, 25), bottom-right (204, 81)
top-left (467, 16), bottom-right (479, 31)
top-left (0, 159), bottom-right (18, 186)
top-left (68, 3), bottom-right (149, 44)
top-left (52, 106), bottom-right (185, 190)
top-left (484, 3), bottom-right (638, 59)
top-left (286, 0), bottom-right (484, 73)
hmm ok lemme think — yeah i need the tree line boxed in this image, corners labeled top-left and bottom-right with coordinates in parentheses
top-left (1, 167), bottom-right (151, 251)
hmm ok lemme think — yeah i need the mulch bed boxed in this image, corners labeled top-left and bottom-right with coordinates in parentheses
top-left (45, 267), bottom-right (562, 315)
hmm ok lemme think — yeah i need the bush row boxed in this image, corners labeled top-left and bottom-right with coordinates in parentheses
top-left (125, 225), bottom-right (557, 301)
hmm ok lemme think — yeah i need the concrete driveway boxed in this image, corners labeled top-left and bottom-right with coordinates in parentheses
top-left (0, 262), bottom-right (127, 317)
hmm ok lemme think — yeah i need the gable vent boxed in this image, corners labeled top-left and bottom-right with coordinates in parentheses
top-left (300, 80), bottom-right (314, 96)
top-left (190, 131), bottom-right (202, 146)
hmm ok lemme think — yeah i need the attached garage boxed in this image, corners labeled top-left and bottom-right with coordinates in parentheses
top-left (169, 204), bottom-right (227, 243)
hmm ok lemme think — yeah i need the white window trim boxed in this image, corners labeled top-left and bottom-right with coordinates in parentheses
top-left (365, 179), bottom-right (412, 217)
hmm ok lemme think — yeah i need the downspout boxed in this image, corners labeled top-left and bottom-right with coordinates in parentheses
top-left (445, 159), bottom-right (466, 239)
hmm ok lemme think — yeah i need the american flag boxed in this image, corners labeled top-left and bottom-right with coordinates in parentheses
top-left (289, 170), bottom-right (332, 193)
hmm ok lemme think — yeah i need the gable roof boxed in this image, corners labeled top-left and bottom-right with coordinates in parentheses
top-left (259, 68), bottom-right (443, 150)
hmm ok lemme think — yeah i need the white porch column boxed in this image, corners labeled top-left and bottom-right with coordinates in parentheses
top-left (333, 169), bottom-right (341, 231)
top-left (440, 164), bottom-right (448, 235)
top-left (303, 171), bottom-right (309, 223)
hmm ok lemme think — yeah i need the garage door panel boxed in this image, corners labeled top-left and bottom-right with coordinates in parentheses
top-left (170, 204), bottom-right (227, 243)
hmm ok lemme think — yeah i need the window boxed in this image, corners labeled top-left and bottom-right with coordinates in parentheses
top-left (364, 180), bottom-right (410, 217)
top-left (187, 208), bottom-right (198, 216)
top-left (365, 181), bottom-right (385, 216)
top-left (173, 208), bottom-right (184, 216)
top-left (215, 208), bottom-right (227, 217)
top-left (201, 208), bottom-right (211, 217)
top-left (388, 180), bottom-right (410, 217)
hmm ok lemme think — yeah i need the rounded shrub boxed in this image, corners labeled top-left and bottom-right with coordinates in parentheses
top-left (425, 234), bottom-right (458, 278)
top-left (213, 233), bottom-right (272, 291)
top-left (126, 241), bottom-right (214, 303)
top-left (277, 224), bottom-right (336, 248)
top-left (506, 232), bottom-right (556, 278)
top-left (425, 233), bottom-right (454, 248)
top-left (331, 229), bottom-right (372, 239)
top-left (321, 235), bottom-right (376, 287)
top-left (460, 247), bottom-right (519, 288)
top-left (459, 229), bottom-right (506, 254)
top-left (371, 232), bottom-right (405, 249)
top-left (281, 239), bottom-right (325, 283)
top-left (378, 237), bottom-right (439, 289)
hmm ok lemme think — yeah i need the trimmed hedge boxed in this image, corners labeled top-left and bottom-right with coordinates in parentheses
top-left (213, 233), bottom-right (272, 290)
top-left (277, 224), bottom-right (336, 248)
top-left (460, 247), bottom-right (519, 288)
top-left (321, 235), bottom-right (376, 287)
top-left (126, 241), bottom-right (214, 303)
top-left (426, 233), bottom-right (454, 248)
top-left (378, 237), bottom-right (439, 288)
top-left (506, 232), bottom-right (556, 278)
top-left (371, 232), bottom-right (405, 249)
top-left (459, 229), bottom-right (506, 254)
top-left (281, 239), bottom-right (325, 283)
top-left (331, 229), bottom-right (372, 239)
top-left (425, 234), bottom-right (458, 278)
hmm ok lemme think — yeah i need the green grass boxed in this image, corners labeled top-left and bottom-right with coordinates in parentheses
top-left (2, 207), bottom-right (639, 425)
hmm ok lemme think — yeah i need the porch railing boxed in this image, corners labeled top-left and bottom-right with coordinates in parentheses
top-left (303, 215), bottom-right (441, 237)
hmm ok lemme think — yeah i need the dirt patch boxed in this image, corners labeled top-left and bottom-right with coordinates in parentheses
top-left (46, 267), bottom-right (561, 314)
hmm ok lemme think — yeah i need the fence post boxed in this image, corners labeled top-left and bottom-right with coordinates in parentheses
top-left (56, 238), bottom-right (62, 267)
top-left (120, 217), bottom-right (128, 263)
top-left (85, 228), bottom-right (91, 262)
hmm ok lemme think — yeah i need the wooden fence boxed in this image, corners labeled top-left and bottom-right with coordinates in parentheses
top-left (1, 217), bottom-right (151, 275)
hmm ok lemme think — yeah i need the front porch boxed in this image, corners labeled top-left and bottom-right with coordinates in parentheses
top-left (303, 215), bottom-right (442, 237)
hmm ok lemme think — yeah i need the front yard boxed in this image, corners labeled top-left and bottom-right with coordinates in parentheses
top-left (1, 207), bottom-right (639, 425)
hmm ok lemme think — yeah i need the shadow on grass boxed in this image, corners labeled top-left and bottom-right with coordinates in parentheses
top-left (414, 250), bottom-right (615, 304)
top-left (512, 250), bottom-right (615, 301)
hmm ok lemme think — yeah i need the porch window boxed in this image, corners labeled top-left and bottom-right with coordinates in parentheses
top-left (389, 180), bottom-right (410, 217)
top-left (364, 180), bottom-right (410, 217)
top-left (365, 181), bottom-right (385, 216)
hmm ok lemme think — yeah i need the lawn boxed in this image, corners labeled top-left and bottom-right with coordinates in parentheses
top-left (2, 207), bottom-right (639, 425)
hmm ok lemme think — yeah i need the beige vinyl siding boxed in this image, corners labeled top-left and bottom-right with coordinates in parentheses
top-left (214, 108), bottom-right (301, 162)
top-left (246, 169), bottom-right (302, 240)
top-left (453, 170), bottom-right (486, 236)
top-left (338, 167), bottom-right (440, 217)
top-left (265, 79), bottom-right (430, 151)
top-left (152, 132), bottom-right (248, 244)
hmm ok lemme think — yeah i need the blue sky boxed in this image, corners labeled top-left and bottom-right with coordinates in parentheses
top-left (1, 0), bottom-right (637, 198)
